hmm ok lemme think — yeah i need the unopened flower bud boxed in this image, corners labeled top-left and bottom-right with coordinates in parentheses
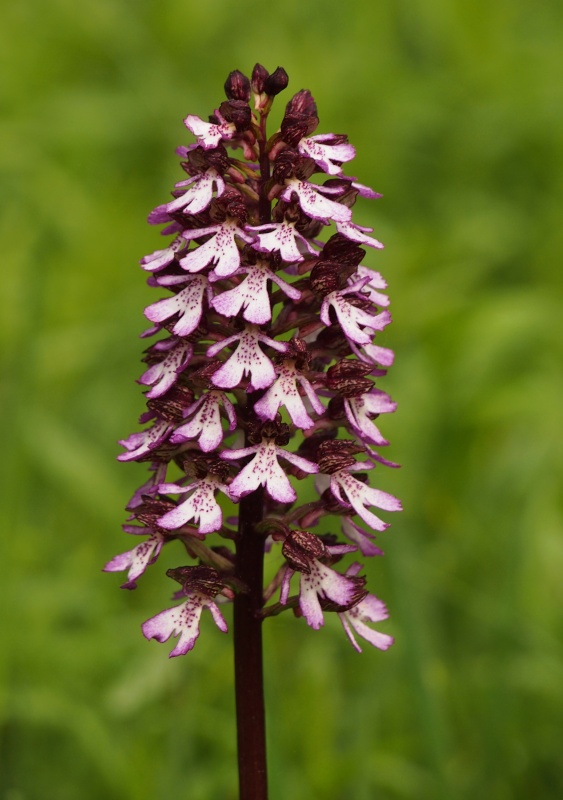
top-left (251, 63), bottom-right (269, 94)
top-left (272, 150), bottom-right (299, 183)
top-left (320, 233), bottom-right (365, 267)
top-left (146, 385), bottom-right (195, 423)
top-left (310, 260), bottom-right (348, 295)
top-left (264, 67), bottom-right (289, 96)
top-left (317, 439), bottom-right (364, 474)
top-left (219, 100), bottom-right (252, 132)
top-left (282, 530), bottom-right (326, 572)
top-left (224, 70), bottom-right (251, 102)
top-left (326, 359), bottom-right (374, 396)
top-left (166, 564), bottom-right (225, 597)
top-left (285, 89), bottom-right (318, 119)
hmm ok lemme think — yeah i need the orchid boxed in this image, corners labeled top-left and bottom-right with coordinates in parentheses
top-left (108, 64), bottom-right (401, 800)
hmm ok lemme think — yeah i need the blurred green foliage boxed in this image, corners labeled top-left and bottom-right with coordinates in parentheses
top-left (1, 0), bottom-right (562, 798)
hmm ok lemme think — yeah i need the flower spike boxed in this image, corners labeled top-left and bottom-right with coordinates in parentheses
top-left (110, 66), bottom-right (399, 673)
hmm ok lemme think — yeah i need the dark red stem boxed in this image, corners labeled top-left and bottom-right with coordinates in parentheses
top-left (233, 107), bottom-right (271, 800)
top-left (234, 487), bottom-right (268, 800)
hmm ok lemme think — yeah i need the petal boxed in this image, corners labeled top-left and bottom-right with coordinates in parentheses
top-left (298, 577), bottom-right (325, 629)
top-left (142, 599), bottom-right (203, 656)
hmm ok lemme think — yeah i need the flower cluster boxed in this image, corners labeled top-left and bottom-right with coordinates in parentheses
top-left (106, 65), bottom-right (400, 656)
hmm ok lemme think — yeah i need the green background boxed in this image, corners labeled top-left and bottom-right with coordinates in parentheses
top-left (2, 0), bottom-right (562, 798)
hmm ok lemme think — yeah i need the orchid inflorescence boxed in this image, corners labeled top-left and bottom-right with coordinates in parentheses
top-left (106, 64), bottom-right (401, 658)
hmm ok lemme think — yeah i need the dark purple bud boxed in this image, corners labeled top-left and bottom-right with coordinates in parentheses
top-left (166, 564), bottom-right (225, 597)
top-left (282, 530), bottom-right (327, 573)
top-left (280, 112), bottom-right (319, 147)
top-left (264, 67), bottom-right (289, 96)
top-left (320, 486), bottom-right (348, 514)
top-left (219, 100), bottom-right (252, 132)
top-left (210, 188), bottom-right (248, 223)
top-left (285, 90), bottom-right (318, 119)
top-left (272, 150), bottom-right (299, 183)
top-left (135, 497), bottom-right (178, 530)
top-left (309, 260), bottom-right (345, 295)
top-left (285, 337), bottom-right (311, 371)
top-left (317, 439), bottom-right (364, 474)
top-left (187, 360), bottom-right (223, 388)
top-left (186, 144), bottom-right (231, 175)
top-left (251, 63), bottom-right (269, 94)
top-left (320, 233), bottom-right (365, 267)
top-left (326, 359), bottom-right (374, 396)
top-left (224, 70), bottom-right (251, 101)
top-left (147, 385), bottom-right (195, 423)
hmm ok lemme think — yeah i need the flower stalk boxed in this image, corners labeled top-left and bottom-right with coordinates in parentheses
top-left (106, 63), bottom-right (401, 800)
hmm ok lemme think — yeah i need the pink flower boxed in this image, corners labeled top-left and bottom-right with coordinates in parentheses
top-left (144, 275), bottom-right (209, 337)
top-left (104, 531), bottom-right (166, 588)
top-left (279, 533), bottom-right (362, 630)
top-left (298, 134), bottom-right (355, 175)
top-left (335, 220), bottom-right (384, 250)
top-left (184, 111), bottom-right (236, 149)
top-left (330, 467), bottom-right (402, 531)
top-left (344, 389), bottom-right (397, 446)
top-left (140, 237), bottom-right (185, 272)
top-left (139, 339), bottom-right (193, 399)
top-left (206, 324), bottom-right (287, 390)
top-left (170, 390), bottom-right (236, 452)
top-left (179, 219), bottom-right (254, 277)
top-left (350, 336), bottom-right (395, 368)
top-left (211, 262), bottom-right (301, 325)
top-left (320, 280), bottom-right (392, 346)
top-left (158, 475), bottom-right (231, 534)
top-left (166, 169), bottom-right (225, 214)
top-left (254, 359), bottom-right (324, 429)
top-left (222, 440), bottom-right (318, 503)
top-left (351, 266), bottom-right (390, 307)
top-left (280, 178), bottom-right (352, 223)
top-left (143, 593), bottom-right (228, 657)
top-left (341, 517), bottom-right (384, 557)
top-left (338, 564), bottom-right (393, 652)
top-left (117, 418), bottom-right (171, 462)
top-left (247, 220), bottom-right (318, 262)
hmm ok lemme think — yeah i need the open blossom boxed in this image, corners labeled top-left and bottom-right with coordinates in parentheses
top-left (279, 532), bottom-right (364, 630)
top-left (142, 566), bottom-right (228, 657)
top-left (138, 338), bottom-right (192, 399)
top-left (320, 281), bottom-right (392, 346)
top-left (140, 237), bottom-right (185, 272)
top-left (166, 169), bottom-right (225, 214)
top-left (211, 261), bottom-right (301, 324)
top-left (180, 219), bottom-right (254, 277)
top-left (280, 178), bottom-right (352, 223)
top-left (171, 390), bottom-right (236, 452)
top-left (344, 389), bottom-right (397, 446)
top-left (254, 359), bottom-right (324, 429)
top-left (330, 467), bottom-right (402, 531)
top-left (207, 324), bottom-right (287, 390)
top-left (144, 276), bottom-right (209, 337)
top-left (338, 564), bottom-right (393, 652)
top-left (222, 439), bottom-right (318, 503)
top-left (335, 220), bottom-right (384, 250)
top-left (143, 595), bottom-right (228, 656)
top-left (247, 220), bottom-right (318, 262)
top-left (117, 417), bottom-right (171, 462)
top-left (298, 134), bottom-right (356, 175)
top-left (104, 530), bottom-right (166, 588)
top-left (184, 111), bottom-right (236, 149)
top-left (158, 474), bottom-right (231, 534)
top-left (111, 65), bottom-right (400, 661)
top-left (341, 517), bottom-right (384, 557)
